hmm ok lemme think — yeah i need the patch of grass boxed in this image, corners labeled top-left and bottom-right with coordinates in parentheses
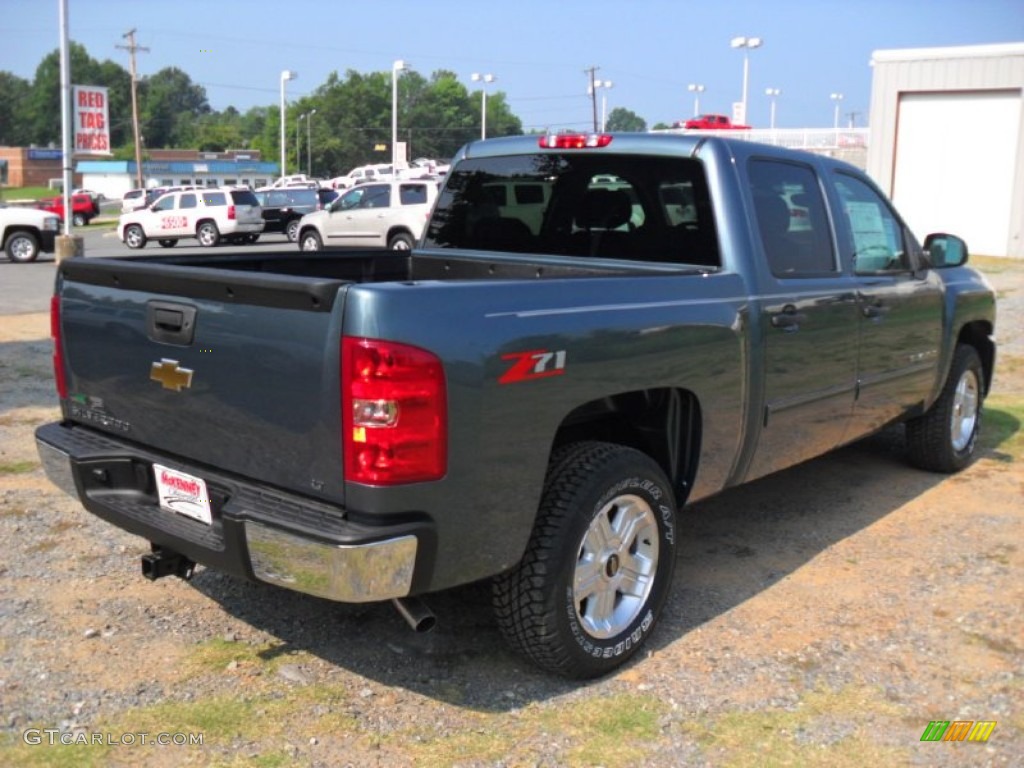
top-left (680, 686), bottom-right (906, 767)
top-left (980, 395), bottom-right (1024, 460)
top-left (0, 460), bottom-right (38, 474)
top-left (971, 255), bottom-right (1024, 275)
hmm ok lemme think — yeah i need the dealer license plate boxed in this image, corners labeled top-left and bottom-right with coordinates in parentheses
top-left (153, 463), bottom-right (212, 525)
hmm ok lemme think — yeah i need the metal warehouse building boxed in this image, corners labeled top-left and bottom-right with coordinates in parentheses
top-left (867, 42), bottom-right (1024, 259)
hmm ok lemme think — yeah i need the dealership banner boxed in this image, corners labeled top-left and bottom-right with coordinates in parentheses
top-left (73, 85), bottom-right (111, 155)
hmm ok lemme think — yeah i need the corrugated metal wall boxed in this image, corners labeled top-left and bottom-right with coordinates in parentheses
top-left (867, 43), bottom-right (1024, 258)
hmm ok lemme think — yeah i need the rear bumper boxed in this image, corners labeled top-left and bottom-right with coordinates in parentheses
top-left (35, 422), bottom-right (426, 603)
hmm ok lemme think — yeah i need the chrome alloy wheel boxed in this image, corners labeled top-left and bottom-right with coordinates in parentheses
top-left (573, 493), bottom-right (659, 639)
top-left (951, 367), bottom-right (980, 452)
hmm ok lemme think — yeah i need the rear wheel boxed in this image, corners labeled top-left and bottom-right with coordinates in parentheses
top-left (906, 344), bottom-right (984, 472)
top-left (158, 239), bottom-right (177, 248)
top-left (286, 219), bottom-right (301, 242)
top-left (123, 224), bottom-right (147, 249)
top-left (300, 230), bottom-right (323, 251)
top-left (388, 231), bottom-right (414, 250)
top-left (493, 442), bottom-right (677, 678)
top-left (196, 221), bottom-right (220, 247)
top-left (5, 231), bottom-right (40, 262)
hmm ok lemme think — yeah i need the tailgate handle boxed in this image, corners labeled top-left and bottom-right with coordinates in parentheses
top-left (147, 301), bottom-right (197, 345)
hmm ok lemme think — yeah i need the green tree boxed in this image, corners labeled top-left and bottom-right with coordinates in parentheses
top-left (23, 42), bottom-right (132, 148)
top-left (139, 67), bottom-right (210, 148)
top-left (606, 107), bottom-right (646, 132)
top-left (0, 72), bottom-right (32, 146)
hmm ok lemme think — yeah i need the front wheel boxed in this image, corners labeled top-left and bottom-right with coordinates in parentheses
top-left (196, 221), bottom-right (220, 247)
top-left (299, 230), bottom-right (323, 251)
top-left (123, 224), bottom-right (147, 249)
top-left (906, 344), bottom-right (984, 472)
top-left (5, 231), bottom-right (40, 262)
top-left (493, 442), bottom-right (677, 678)
top-left (72, 213), bottom-right (87, 227)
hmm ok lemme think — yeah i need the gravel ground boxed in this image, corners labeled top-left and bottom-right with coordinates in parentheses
top-left (0, 259), bottom-right (1021, 767)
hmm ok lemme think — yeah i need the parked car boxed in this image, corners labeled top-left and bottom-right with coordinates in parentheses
top-left (36, 193), bottom-right (100, 226)
top-left (117, 187), bottom-right (264, 248)
top-left (676, 113), bottom-right (751, 130)
top-left (297, 179), bottom-right (438, 250)
top-left (0, 202), bottom-right (59, 262)
top-left (255, 187), bottom-right (338, 242)
top-left (121, 188), bottom-right (147, 214)
top-left (327, 164), bottom-right (395, 190)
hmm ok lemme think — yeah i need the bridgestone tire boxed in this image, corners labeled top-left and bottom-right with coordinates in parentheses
top-left (906, 344), bottom-right (984, 473)
top-left (493, 441), bottom-right (677, 678)
top-left (197, 221), bottom-right (220, 247)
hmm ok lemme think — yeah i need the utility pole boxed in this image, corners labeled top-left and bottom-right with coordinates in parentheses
top-left (116, 29), bottom-right (149, 190)
top-left (585, 65), bottom-right (600, 132)
top-left (845, 110), bottom-right (861, 129)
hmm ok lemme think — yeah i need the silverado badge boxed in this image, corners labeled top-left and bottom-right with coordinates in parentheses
top-left (150, 359), bottom-right (194, 392)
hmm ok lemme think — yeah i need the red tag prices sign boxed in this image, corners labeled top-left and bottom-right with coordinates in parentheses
top-left (73, 85), bottom-right (111, 155)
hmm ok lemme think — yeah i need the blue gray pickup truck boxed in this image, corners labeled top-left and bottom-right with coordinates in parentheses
top-left (36, 133), bottom-right (996, 678)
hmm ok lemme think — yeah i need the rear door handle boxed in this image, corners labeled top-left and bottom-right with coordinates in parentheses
top-left (862, 302), bottom-right (891, 319)
top-left (770, 305), bottom-right (807, 331)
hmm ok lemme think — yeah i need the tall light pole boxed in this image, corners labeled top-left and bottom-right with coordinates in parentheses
top-left (307, 108), bottom-right (316, 176)
top-left (687, 83), bottom-right (705, 117)
top-left (593, 79), bottom-right (613, 131)
top-left (765, 88), bottom-right (781, 129)
top-left (279, 69), bottom-right (297, 179)
top-left (730, 36), bottom-right (762, 125)
top-left (296, 112), bottom-right (305, 175)
top-left (392, 60), bottom-right (407, 170)
top-left (830, 92), bottom-right (844, 130)
top-left (471, 73), bottom-right (495, 139)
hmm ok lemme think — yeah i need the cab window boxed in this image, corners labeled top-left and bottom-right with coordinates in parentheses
top-left (748, 158), bottom-right (836, 278)
top-left (832, 172), bottom-right (909, 273)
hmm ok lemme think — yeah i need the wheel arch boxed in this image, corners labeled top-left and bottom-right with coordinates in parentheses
top-left (387, 225), bottom-right (415, 244)
top-left (550, 387), bottom-right (702, 506)
top-left (957, 321), bottom-right (995, 396)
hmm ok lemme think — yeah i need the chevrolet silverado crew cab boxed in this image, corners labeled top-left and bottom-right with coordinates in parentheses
top-left (297, 179), bottom-right (438, 251)
top-left (118, 187), bottom-right (264, 248)
top-left (0, 203), bottom-right (60, 262)
top-left (36, 133), bottom-right (995, 678)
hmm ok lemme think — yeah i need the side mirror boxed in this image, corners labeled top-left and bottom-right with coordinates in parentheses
top-left (923, 233), bottom-right (968, 268)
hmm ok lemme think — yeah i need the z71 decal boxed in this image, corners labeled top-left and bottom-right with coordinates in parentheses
top-left (499, 349), bottom-right (567, 384)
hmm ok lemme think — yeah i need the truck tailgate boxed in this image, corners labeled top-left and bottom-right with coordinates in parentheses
top-left (55, 258), bottom-right (349, 503)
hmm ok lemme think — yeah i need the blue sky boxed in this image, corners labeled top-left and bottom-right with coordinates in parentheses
top-left (3, 0), bottom-right (1022, 131)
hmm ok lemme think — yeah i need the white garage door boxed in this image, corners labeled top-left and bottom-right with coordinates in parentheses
top-left (892, 90), bottom-right (1020, 257)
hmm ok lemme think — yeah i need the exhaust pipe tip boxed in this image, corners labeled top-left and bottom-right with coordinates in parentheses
top-left (392, 596), bottom-right (436, 633)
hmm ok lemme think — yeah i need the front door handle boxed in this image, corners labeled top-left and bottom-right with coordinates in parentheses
top-left (862, 302), bottom-right (891, 319)
top-left (770, 305), bottom-right (807, 331)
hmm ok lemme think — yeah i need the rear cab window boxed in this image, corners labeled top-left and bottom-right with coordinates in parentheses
top-left (423, 153), bottom-right (720, 266)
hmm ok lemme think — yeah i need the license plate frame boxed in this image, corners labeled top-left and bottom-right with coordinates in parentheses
top-left (153, 463), bottom-right (212, 525)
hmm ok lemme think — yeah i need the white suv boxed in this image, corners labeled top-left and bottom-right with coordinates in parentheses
top-left (297, 180), bottom-right (438, 251)
top-left (118, 188), bottom-right (264, 249)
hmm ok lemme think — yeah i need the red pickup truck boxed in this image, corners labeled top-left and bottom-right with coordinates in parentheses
top-left (678, 113), bottom-right (751, 130)
top-left (36, 193), bottom-right (100, 226)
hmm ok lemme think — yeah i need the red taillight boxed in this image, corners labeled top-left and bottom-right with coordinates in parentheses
top-left (227, 205), bottom-right (236, 220)
top-left (538, 133), bottom-right (613, 149)
top-left (50, 295), bottom-right (68, 399)
top-left (342, 337), bottom-right (447, 485)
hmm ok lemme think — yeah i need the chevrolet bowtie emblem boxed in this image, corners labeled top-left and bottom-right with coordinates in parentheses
top-left (150, 359), bottom-right (194, 391)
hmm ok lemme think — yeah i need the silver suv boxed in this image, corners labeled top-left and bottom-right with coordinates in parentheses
top-left (297, 180), bottom-right (438, 251)
top-left (118, 188), bottom-right (264, 249)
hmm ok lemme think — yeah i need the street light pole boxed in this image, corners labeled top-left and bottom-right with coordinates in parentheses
top-left (296, 113), bottom-right (304, 176)
top-left (730, 36), bottom-right (762, 125)
top-left (687, 83), bottom-right (705, 117)
top-left (765, 88), bottom-right (780, 129)
top-left (593, 80), bottom-right (613, 131)
top-left (279, 69), bottom-right (297, 179)
top-left (830, 92), bottom-right (844, 130)
top-left (471, 73), bottom-right (495, 140)
top-left (307, 108), bottom-right (316, 176)
top-left (392, 60), bottom-right (407, 171)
